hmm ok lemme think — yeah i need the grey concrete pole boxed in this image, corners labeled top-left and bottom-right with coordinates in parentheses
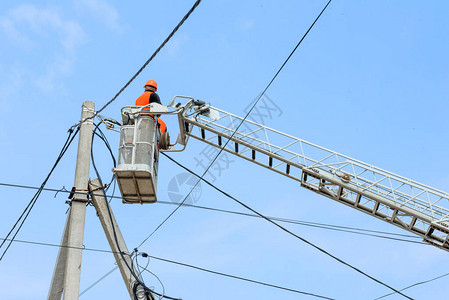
top-left (47, 208), bottom-right (71, 300)
top-left (62, 101), bottom-right (94, 300)
top-left (89, 178), bottom-right (152, 299)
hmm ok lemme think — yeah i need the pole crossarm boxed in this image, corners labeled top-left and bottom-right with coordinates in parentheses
top-left (181, 104), bottom-right (449, 251)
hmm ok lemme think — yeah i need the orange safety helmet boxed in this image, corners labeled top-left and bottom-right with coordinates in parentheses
top-left (144, 79), bottom-right (157, 91)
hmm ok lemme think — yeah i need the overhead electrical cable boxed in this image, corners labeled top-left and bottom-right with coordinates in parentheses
top-left (139, 0), bottom-right (334, 248)
top-left (160, 152), bottom-right (414, 300)
top-left (70, 0), bottom-right (202, 131)
top-left (0, 127), bottom-right (80, 261)
top-left (154, 200), bottom-right (423, 244)
top-left (7, 231), bottom-right (445, 299)
top-left (0, 237), bottom-right (112, 254)
top-left (146, 254), bottom-right (336, 300)
top-left (373, 272), bottom-right (449, 300)
top-left (0, 237), bottom-right (334, 299)
top-left (79, 266), bottom-right (119, 297)
top-left (0, 181), bottom-right (425, 244)
top-left (135, 253), bottom-right (167, 300)
top-left (92, 122), bottom-right (117, 192)
top-left (91, 123), bottom-right (116, 190)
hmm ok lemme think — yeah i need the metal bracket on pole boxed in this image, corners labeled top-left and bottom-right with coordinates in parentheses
top-left (68, 187), bottom-right (91, 204)
top-left (89, 178), bottom-right (154, 300)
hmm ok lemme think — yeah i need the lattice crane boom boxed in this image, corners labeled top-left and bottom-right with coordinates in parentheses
top-left (173, 98), bottom-right (449, 251)
top-left (112, 97), bottom-right (449, 251)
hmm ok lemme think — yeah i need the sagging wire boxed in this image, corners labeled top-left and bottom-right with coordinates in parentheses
top-left (92, 122), bottom-right (117, 193)
top-left (135, 251), bottom-right (167, 300)
top-left (373, 272), bottom-right (449, 300)
top-left (93, 116), bottom-right (119, 202)
top-left (79, 266), bottom-right (119, 297)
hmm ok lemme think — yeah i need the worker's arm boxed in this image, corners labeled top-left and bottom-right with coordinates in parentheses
top-left (149, 93), bottom-right (161, 105)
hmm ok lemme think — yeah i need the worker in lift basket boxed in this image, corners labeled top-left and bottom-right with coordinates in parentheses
top-left (135, 79), bottom-right (167, 134)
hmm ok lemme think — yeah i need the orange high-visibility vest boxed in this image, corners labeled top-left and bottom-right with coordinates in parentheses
top-left (135, 91), bottom-right (167, 133)
top-left (157, 118), bottom-right (167, 133)
top-left (135, 91), bottom-right (153, 106)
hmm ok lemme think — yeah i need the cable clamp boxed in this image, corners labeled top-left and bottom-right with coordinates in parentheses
top-left (68, 187), bottom-right (76, 199)
top-left (70, 198), bottom-right (91, 203)
top-left (68, 186), bottom-right (91, 203)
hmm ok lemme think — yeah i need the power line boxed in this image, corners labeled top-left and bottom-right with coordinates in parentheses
top-left (79, 266), bottom-right (119, 297)
top-left (0, 127), bottom-right (80, 262)
top-left (0, 238), bottom-right (112, 254)
top-left (139, 0), bottom-right (335, 248)
top-left (5, 234), bottom-right (445, 299)
top-left (92, 121), bottom-right (117, 192)
top-left (146, 254), bottom-right (335, 300)
top-left (159, 153), bottom-right (414, 300)
top-left (374, 272), bottom-right (449, 300)
top-left (159, 201), bottom-right (423, 244)
top-left (0, 182), bottom-right (81, 193)
top-left (0, 181), bottom-right (425, 244)
top-left (70, 0), bottom-right (203, 131)
top-left (135, 253), bottom-right (168, 300)
top-left (0, 237), bottom-right (334, 299)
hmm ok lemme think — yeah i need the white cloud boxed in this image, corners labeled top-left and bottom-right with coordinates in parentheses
top-left (75, 0), bottom-right (124, 32)
top-left (4, 5), bottom-right (85, 52)
top-left (240, 20), bottom-right (254, 31)
top-left (0, 17), bottom-right (33, 47)
top-left (166, 33), bottom-right (189, 57)
top-left (0, 5), bottom-right (86, 92)
top-left (0, 64), bottom-right (23, 108)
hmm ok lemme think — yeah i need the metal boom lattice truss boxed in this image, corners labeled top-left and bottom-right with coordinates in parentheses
top-left (177, 102), bottom-right (449, 251)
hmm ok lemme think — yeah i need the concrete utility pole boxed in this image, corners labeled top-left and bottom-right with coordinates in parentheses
top-left (89, 179), bottom-right (152, 299)
top-left (48, 101), bottom-right (94, 300)
top-left (63, 101), bottom-right (95, 299)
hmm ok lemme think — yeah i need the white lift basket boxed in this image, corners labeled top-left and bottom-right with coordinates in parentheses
top-left (112, 97), bottom-right (214, 204)
top-left (113, 106), bottom-right (162, 204)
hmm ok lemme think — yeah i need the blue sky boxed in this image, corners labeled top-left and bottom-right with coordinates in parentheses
top-left (1, 1), bottom-right (449, 299)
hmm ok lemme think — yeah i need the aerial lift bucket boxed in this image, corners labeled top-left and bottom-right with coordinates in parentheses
top-left (112, 97), bottom-right (217, 204)
top-left (113, 107), bottom-right (160, 204)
